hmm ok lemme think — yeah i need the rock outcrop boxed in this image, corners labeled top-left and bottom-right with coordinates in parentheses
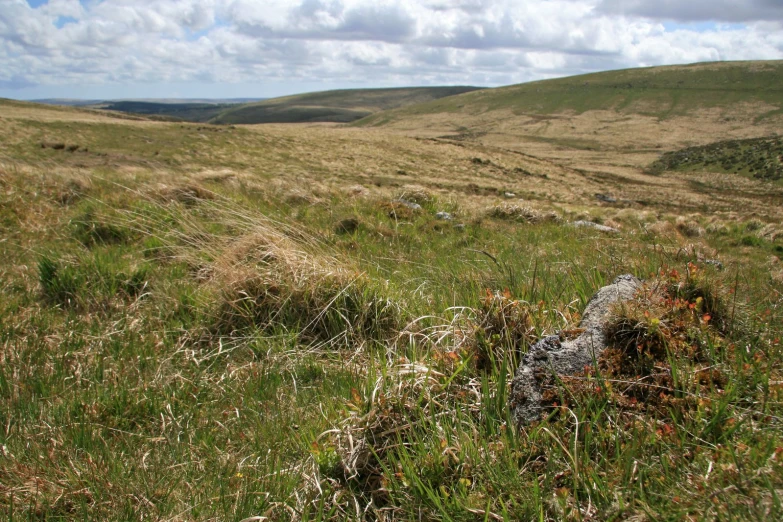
top-left (509, 274), bottom-right (642, 425)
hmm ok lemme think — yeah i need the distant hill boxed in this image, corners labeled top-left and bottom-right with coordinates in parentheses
top-left (31, 98), bottom-right (266, 123)
top-left (96, 101), bottom-right (237, 123)
top-left (352, 61), bottom-right (783, 156)
top-left (208, 86), bottom-right (483, 125)
top-left (356, 61), bottom-right (783, 127)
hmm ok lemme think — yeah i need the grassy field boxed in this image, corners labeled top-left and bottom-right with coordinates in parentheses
top-left (209, 87), bottom-right (481, 125)
top-left (1, 60), bottom-right (783, 521)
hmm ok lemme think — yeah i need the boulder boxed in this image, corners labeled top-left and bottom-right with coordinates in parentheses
top-left (435, 211), bottom-right (453, 221)
top-left (509, 274), bottom-right (642, 425)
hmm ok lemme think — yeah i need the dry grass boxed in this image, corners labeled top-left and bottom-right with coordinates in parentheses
top-left (486, 203), bottom-right (561, 223)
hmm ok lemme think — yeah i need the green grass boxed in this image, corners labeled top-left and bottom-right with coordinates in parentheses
top-left (1, 101), bottom-right (782, 520)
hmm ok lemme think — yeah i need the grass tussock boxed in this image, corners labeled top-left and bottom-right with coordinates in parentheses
top-left (151, 183), bottom-right (215, 206)
top-left (211, 235), bottom-right (403, 344)
top-left (133, 196), bottom-right (407, 345)
top-left (465, 288), bottom-right (536, 372)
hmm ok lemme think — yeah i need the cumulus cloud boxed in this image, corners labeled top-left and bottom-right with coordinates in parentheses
top-left (0, 0), bottom-right (781, 99)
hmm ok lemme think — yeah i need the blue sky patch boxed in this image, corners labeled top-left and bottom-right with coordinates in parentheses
top-left (55, 16), bottom-right (79, 28)
top-left (663, 21), bottom-right (746, 33)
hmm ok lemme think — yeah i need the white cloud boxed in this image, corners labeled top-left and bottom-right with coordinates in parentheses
top-left (0, 0), bottom-right (781, 99)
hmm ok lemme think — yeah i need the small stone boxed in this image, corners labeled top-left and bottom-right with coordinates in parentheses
top-left (571, 220), bottom-right (620, 234)
top-left (435, 211), bottom-right (453, 220)
top-left (704, 259), bottom-right (724, 270)
top-left (504, 192), bottom-right (516, 198)
top-left (392, 198), bottom-right (422, 210)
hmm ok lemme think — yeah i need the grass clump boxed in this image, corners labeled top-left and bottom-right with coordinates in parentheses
top-left (72, 205), bottom-right (135, 246)
top-left (38, 252), bottom-right (150, 308)
top-left (213, 259), bottom-right (402, 345)
top-left (466, 288), bottom-right (536, 372)
top-left (138, 197), bottom-right (407, 345)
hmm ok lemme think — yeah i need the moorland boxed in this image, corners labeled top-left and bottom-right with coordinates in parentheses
top-left (1, 60), bottom-right (783, 520)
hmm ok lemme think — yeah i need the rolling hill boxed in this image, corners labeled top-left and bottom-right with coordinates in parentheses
top-left (208, 86), bottom-right (482, 124)
top-left (352, 60), bottom-right (783, 187)
top-left (357, 61), bottom-right (783, 127)
top-left (33, 98), bottom-right (266, 123)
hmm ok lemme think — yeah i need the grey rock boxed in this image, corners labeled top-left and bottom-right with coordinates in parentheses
top-left (571, 220), bottom-right (620, 234)
top-left (453, 223), bottom-right (466, 231)
top-left (435, 211), bottom-right (453, 221)
top-left (393, 199), bottom-right (422, 210)
top-left (509, 274), bottom-right (642, 425)
top-left (595, 193), bottom-right (617, 203)
top-left (504, 192), bottom-right (516, 198)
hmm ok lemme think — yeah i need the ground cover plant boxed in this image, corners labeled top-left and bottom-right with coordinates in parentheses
top-left (1, 64), bottom-right (783, 520)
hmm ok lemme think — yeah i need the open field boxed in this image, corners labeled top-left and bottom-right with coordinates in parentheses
top-left (1, 61), bottom-right (783, 521)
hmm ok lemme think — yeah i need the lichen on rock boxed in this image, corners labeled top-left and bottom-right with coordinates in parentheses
top-left (509, 274), bottom-right (642, 425)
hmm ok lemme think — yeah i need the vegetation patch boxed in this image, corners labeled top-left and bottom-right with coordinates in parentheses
top-left (647, 136), bottom-right (783, 180)
top-left (542, 264), bottom-right (739, 423)
top-left (38, 251), bottom-right (149, 309)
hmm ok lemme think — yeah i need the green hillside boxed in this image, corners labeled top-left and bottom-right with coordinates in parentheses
top-left (356, 61), bottom-right (783, 126)
top-left (209, 86), bottom-right (481, 124)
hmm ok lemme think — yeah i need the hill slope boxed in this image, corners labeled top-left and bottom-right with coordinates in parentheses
top-left (357, 61), bottom-right (783, 126)
top-left (353, 61), bottom-right (783, 181)
top-left (209, 86), bottom-right (482, 124)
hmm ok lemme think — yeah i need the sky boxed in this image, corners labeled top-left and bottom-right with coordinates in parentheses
top-left (1, 0), bottom-right (782, 100)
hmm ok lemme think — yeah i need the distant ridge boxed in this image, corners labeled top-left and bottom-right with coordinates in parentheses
top-left (32, 98), bottom-right (265, 105)
top-left (208, 86), bottom-right (483, 125)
